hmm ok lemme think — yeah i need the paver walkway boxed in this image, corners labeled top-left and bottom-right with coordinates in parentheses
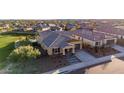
top-left (75, 51), bottom-right (96, 62)
top-left (45, 45), bottom-right (124, 74)
top-left (65, 55), bottom-right (81, 64)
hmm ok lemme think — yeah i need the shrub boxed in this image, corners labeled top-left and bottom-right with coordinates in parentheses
top-left (7, 45), bottom-right (41, 62)
top-left (15, 39), bottom-right (31, 48)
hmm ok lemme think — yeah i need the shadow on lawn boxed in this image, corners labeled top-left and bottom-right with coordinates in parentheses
top-left (0, 42), bottom-right (15, 69)
top-left (0, 32), bottom-right (35, 36)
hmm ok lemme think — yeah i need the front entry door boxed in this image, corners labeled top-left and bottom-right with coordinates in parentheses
top-left (65, 48), bottom-right (72, 54)
top-left (75, 44), bottom-right (80, 50)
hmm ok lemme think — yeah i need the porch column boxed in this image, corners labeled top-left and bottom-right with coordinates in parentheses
top-left (85, 68), bottom-right (89, 74)
top-left (114, 38), bottom-right (117, 44)
top-left (72, 47), bottom-right (75, 53)
top-left (80, 42), bottom-right (82, 49)
top-left (47, 48), bottom-right (53, 55)
top-left (62, 48), bottom-right (65, 55)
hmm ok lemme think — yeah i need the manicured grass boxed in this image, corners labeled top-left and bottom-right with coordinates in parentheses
top-left (0, 35), bottom-right (25, 69)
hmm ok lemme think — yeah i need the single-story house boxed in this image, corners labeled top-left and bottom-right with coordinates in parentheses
top-left (37, 29), bottom-right (117, 55)
top-left (37, 30), bottom-right (82, 55)
top-left (36, 23), bottom-right (50, 31)
top-left (73, 29), bottom-right (117, 47)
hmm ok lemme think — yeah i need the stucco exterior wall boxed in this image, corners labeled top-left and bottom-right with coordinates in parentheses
top-left (47, 48), bottom-right (53, 55)
top-left (62, 45), bottom-right (75, 55)
top-left (104, 38), bottom-right (117, 45)
top-left (83, 38), bottom-right (96, 47)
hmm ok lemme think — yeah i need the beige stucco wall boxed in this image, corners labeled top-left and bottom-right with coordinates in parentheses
top-left (73, 35), bottom-right (80, 40)
top-left (117, 35), bottom-right (124, 39)
top-left (62, 45), bottom-right (75, 55)
top-left (69, 40), bottom-right (82, 49)
top-left (47, 48), bottom-right (53, 55)
top-left (69, 41), bottom-right (82, 44)
top-left (47, 45), bottom-right (75, 55)
top-left (83, 38), bottom-right (117, 47)
top-left (104, 38), bottom-right (117, 45)
top-left (83, 38), bottom-right (96, 47)
top-left (42, 27), bottom-right (50, 31)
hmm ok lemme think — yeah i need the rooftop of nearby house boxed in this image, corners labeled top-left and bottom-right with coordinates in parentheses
top-left (92, 20), bottom-right (124, 37)
top-left (73, 29), bottom-right (106, 41)
top-left (98, 26), bottom-right (124, 35)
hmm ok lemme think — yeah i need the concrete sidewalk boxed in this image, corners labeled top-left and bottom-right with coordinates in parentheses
top-left (112, 45), bottom-right (124, 52)
top-left (45, 45), bottom-right (124, 74)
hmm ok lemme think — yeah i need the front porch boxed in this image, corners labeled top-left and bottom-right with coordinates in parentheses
top-left (62, 46), bottom-right (75, 55)
top-left (67, 39), bottom-right (82, 50)
top-left (47, 45), bottom-right (75, 55)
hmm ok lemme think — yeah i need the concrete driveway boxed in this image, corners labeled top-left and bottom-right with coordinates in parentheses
top-left (112, 45), bottom-right (124, 52)
top-left (45, 45), bottom-right (124, 74)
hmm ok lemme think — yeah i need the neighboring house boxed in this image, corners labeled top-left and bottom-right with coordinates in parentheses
top-left (36, 23), bottom-right (50, 31)
top-left (3, 24), bottom-right (10, 29)
top-left (95, 22), bottom-right (124, 39)
top-left (65, 23), bottom-right (76, 31)
top-left (73, 29), bottom-right (117, 47)
top-left (24, 27), bottom-right (33, 31)
top-left (48, 24), bottom-right (56, 27)
top-left (37, 29), bottom-right (117, 55)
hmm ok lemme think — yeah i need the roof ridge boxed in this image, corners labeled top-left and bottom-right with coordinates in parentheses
top-left (49, 33), bottom-right (61, 47)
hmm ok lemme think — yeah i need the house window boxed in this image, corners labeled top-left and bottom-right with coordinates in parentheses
top-left (95, 42), bottom-right (100, 46)
top-left (78, 37), bottom-right (80, 40)
top-left (53, 48), bottom-right (60, 54)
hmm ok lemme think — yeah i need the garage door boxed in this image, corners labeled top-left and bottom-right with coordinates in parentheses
top-left (75, 44), bottom-right (80, 49)
top-left (65, 48), bottom-right (72, 54)
top-left (106, 40), bottom-right (115, 45)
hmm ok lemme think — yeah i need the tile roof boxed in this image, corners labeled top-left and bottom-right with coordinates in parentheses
top-left (42, 32), bottom-right (58, 47)
top-left (50, 35), bottom-right (72, 48)
top-left (39, 27), bottom-right (115, 48)
top-left (39, 30), bottom-right (52, 42)
top-left (96, 22), bottom-right (124, 35)
top-left (39, 30), bottom-right (72, 48)
top-left (73, 29), bottom-right (105, 41)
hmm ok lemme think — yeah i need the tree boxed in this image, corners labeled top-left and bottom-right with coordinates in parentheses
top-left (7, 45), bottom-right (41, 62)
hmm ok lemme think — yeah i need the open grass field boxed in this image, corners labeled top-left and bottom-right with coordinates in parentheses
top-left (0, 35), bottom-right (25, 69)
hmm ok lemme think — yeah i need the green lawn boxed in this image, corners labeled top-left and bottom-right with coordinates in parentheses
top-left (0, 35), bottom-right (25, 69)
